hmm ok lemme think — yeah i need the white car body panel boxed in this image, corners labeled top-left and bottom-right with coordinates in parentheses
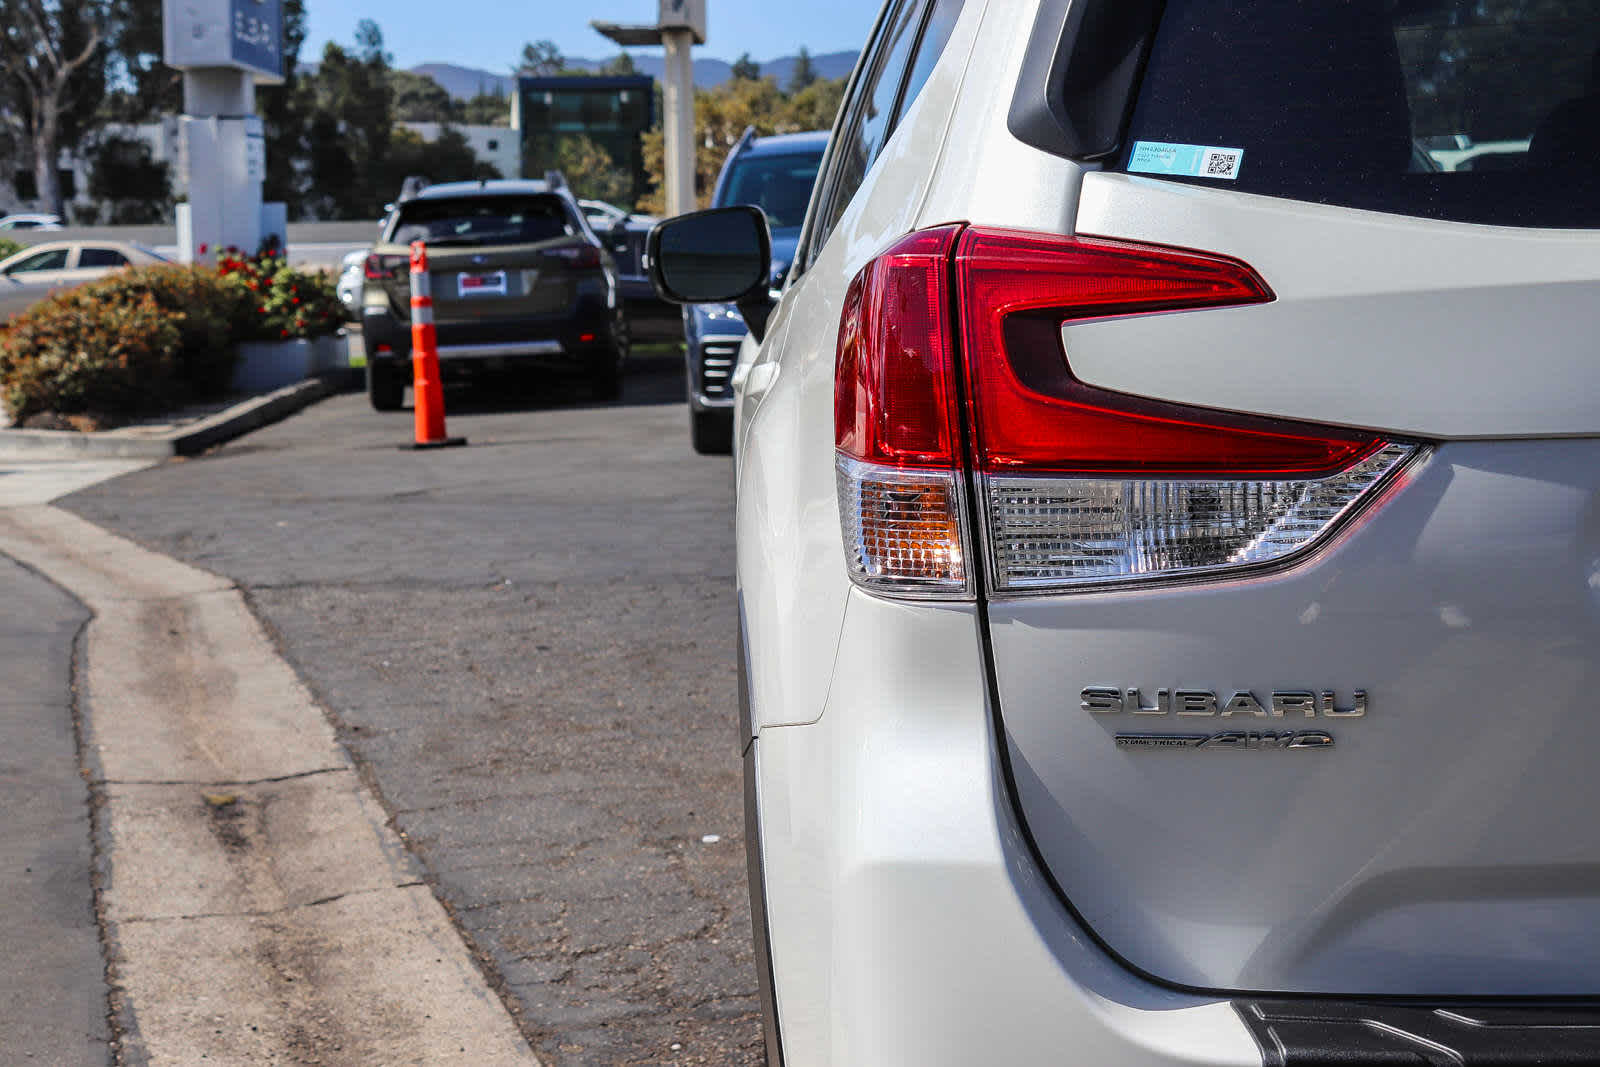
top-left (1069, 175), bottom-right (1600, 438)
top-left (735, 0), bottom-right (982, 734)
top-left (757, 592), bottom-right (1260, 1066)
top-left (722, 0), bottom-right (1600, 1054)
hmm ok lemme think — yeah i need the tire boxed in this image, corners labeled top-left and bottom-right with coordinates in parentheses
top-left (590, 309), bottom-right (630, 402)
top-left (690, 407), bottom-right (733, 455)
top-left (367, 363), bottom-right (405, 411)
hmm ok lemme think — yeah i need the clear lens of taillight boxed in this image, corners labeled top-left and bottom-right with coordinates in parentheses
top-left (833, 224), bottom-right (1423, 600)
top-left (837, 457), bottom-right (969, 595)
top-left (984, 443), bottom-right (1414, 591)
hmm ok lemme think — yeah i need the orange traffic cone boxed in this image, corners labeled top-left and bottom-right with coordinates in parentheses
top-left (404, 240), bottom-right (466, 450)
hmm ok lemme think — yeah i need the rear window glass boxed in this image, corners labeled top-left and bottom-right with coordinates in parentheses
top-left (389, 195), bottom-right (574, 247)
top-left (79, 248), bottom-right (129, 268)
top-left (716, 150), bottom-right (824, 229)
top-left (1118, 0), bottom-right (1600, 228)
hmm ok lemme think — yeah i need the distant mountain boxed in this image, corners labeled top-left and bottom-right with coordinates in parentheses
top-left (406, 50), bottom-right (859, 99)
top-left (410, 63), bottom-right (516, 99)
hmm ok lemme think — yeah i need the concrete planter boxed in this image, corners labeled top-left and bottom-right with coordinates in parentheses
top-left (231, 334), bottom-right (347, 392)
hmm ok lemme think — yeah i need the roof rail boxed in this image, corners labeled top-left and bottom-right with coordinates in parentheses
top-left (543, 170), bottom-right (568, 191)
top-left (730, 126), bottom-right (758, 159)
top-left (398, 175), bottom-right (431, 201)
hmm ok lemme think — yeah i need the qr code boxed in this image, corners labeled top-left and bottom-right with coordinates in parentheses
top-left (1201, 149), bottom-right (1241, 179)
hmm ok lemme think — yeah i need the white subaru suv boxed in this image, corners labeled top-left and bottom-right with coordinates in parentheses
top-left (650, 0), bottom-right (1600, 1063)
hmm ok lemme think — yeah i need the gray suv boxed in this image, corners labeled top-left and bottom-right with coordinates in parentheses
top-left (361, 176), bottom-right (627, 410)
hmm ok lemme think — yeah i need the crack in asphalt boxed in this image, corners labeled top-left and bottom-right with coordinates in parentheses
top-left (114, 882), bottom-right (432, 925)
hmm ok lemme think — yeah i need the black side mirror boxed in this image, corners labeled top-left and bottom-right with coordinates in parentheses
top-left (647, 206), bottom-right (776, 341)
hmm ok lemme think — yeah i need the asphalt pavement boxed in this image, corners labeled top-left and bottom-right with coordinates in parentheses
top-left (64, 355), bottom-right (758, 1065)
top-left (0, 551), bottom-right (109, 1062)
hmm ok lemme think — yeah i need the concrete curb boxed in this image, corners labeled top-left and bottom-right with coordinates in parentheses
top-left (0, 370), bottom-right (356, 461)
top-left (0, 505), bottom-right (541, 1065)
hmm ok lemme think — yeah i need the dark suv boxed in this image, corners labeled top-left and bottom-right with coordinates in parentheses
top-left (361, 176), bottom-right (628, 410)
top-left (681, 129), bottom-right (827, 454)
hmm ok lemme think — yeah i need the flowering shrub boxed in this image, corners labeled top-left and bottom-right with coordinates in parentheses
top-left (217, 248), bottom-right (344, 341)
top-left (0, 286), bottom-right (183, 421)
top-left (1, 250), bottom-right (345, 423)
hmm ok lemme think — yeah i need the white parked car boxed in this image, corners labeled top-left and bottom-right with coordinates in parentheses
top-left (336, 248), bottom-right (367, 318)
top-left (649, 0), bottom-right (1600, 1063)
top-left (0, 240), bottom-right (167, 319)
top-left (0, 213), bottom-right (63, 232)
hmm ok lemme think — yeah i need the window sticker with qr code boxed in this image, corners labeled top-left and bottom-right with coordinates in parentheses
top-left (1128, 142), bottom-right (1244, 181)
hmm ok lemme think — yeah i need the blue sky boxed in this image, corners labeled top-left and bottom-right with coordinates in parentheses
top-left (301, 1), bottom-right (880, 70)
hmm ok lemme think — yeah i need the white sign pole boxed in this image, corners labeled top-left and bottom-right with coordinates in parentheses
top-left (163, 0), bottom-right (283, 263)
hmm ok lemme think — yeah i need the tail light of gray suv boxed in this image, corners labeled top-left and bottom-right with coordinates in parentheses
top-left (835, 224), bottom-right (1424, 600)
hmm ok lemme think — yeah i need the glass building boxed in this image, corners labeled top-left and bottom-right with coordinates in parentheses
top-left (516, 75), bottom-right (656, 206)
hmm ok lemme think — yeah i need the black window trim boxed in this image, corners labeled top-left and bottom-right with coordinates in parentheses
top-left (793, 0), bottom-right (899, 278)
top-left (797, 0), bottom-right (942, 277)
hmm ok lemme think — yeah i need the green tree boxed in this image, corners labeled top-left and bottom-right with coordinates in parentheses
top-left (598, 52), bottom-right (637, 76)
top-left (259, 0), bottom-right (309, 214)
top-left (101, 0), bottom-right (179, 121)
top-left (783, 75), bottom-right (846, 132)
top-left (731, 53), bottom-right (761, 81)
top-left (385, 125), bottom-right (499, 187)
top-left (0, 0), bottom-right (109, 218)
top-left (390, 70), bottom-right (456, 122)
top-left (518, 39), bottom-right (565, 76)
top-left (302, 108), bottom-right (355, 219)
top-left (88, 133), bottom-right (170, 222)
top-left (552, 134), bottom-right (631, 203)
top-left (460, 91), bottom-right (511, 126)
top-left (788, 47), bottom-right (817, 93)
top-left (304, 23), bottom-right (395, 218)
top-left (460, 90), bottom-right (508, 125)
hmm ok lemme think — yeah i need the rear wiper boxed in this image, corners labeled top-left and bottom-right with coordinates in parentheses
top-left (416, 235), bottom-right (486, 247)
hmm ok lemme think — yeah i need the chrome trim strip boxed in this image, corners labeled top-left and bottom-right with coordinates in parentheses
top-left (435, 340), bottom-right (565, 359)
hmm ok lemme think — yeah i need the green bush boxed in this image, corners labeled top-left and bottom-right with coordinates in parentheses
top-left (0, 237), bottom-right (24, 261)
top-left (104, 266), bottom-right (253, 397)
top-left (1, 254), bottom-right (345, 423)
top-left (0, 287), bottom-right (183, 421)
top-left (0, 265), bottom-right (258, 422)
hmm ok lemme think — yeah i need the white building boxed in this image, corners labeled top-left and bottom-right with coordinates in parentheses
top-left (398, 123), bottom-right (521, 182)
top-left (4, 119), bottom-right (521, 219)
top-left (2, 120), bottom-right (180, 219)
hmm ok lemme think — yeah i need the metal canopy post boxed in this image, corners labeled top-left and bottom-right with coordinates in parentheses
top-left (593, 0), bottom-right (708, 217)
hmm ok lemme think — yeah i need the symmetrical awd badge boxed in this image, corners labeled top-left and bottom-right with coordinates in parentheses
top-left (1082, 687), bottom-right (1368, 751)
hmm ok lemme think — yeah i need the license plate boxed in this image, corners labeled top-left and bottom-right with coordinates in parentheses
top-left (457, 270), bottom-right (507, 297)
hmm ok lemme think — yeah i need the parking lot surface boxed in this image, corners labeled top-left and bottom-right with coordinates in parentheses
top-left (64, 357), bottom-right (760, 1065)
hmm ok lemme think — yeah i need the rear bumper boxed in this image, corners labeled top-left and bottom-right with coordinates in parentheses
top-left (751, 589), bottom-right (1262, 1066)
top-left (362, 307), bottom-right (611, 369)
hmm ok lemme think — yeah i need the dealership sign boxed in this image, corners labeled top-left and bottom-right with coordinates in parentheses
top-left (163, 0), bottom-right (284, 81)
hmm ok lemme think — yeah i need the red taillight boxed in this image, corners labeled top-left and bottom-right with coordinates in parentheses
top-left (833, 224), bottom-right (1421, 597)
top-left (833, 226), bottom-right (963, 469)
top-left (953, 228), bottom-right (1380, 477)
top-left (549, 245), bottom-right (602, 269)
top-left (365, 253), bottom-right (405, 280)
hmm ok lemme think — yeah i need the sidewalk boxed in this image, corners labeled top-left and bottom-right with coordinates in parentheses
top-left (0, 552), bottom-right (109, 1063)
top-left (0, 449), bottom-right (539, 1064)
